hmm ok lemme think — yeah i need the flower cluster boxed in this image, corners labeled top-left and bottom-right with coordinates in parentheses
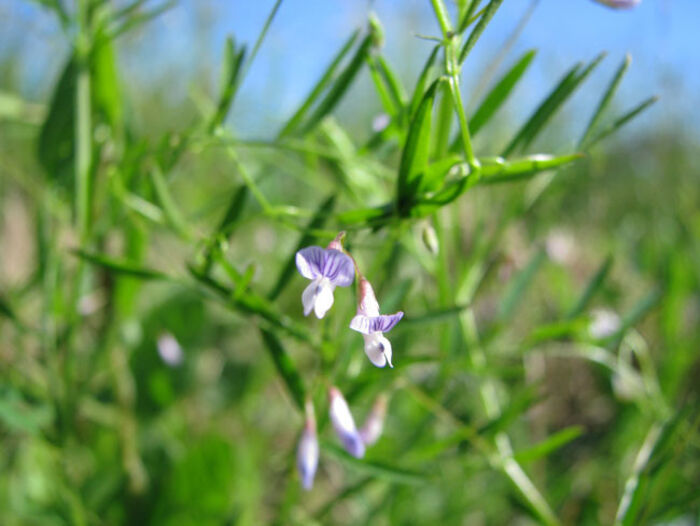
top-left (297, 388), bottom-right (388, 491)
top-left (293, 232), bottom-right (401, 489)
top-left (295, 232), bottom-right (403, 368)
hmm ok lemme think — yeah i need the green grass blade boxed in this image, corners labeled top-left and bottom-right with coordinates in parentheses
top-left (297, 34), bottom-right (372, 136)
top-left (469, 49), bottom-right (536, 136)
top-left (73, 249), bottom-right (172, 281)
top-left (322, 442), bottom-right (427, 485)
top-left (579, 53), bottom-right (630, 148)
top-left (502, 53), bottom-right (605, 157)
top-left (278, 30), bottom-right (359, 138)
top-left (268, 195), bottom-right (336, 300)
top-left (209, 37), bottom-right (247, 131)
top-left (566, 255), bottom-right (613, 319)
top-left (150, 167), bottom-right (193, 239)
top-left (587, 95), bottom-right (658, 149)
top-left (259, 329), bottom-right (306, 411)
top-left (514, 426), bottom-right (584, 464)
top-left (408, 45), bottom-right (440, 119)
top-left (397, 79), bottom-right (440, 213)
top-left (458, 0), bottom-right (504, 64)
top-left (499, 248), bottom-right (546, 322)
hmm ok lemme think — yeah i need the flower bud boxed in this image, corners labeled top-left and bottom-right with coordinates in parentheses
top-left (359, 394), bottom-right (388, 446)
top-left (297, 400), bottom-right (319, 490)
top-left (328, 387), bottom-right (365, 458)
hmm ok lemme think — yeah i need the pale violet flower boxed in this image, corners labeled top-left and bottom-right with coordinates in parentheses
top-left (295, 245), bottom-right (354, 319)
top-left (328, 387), bottom-right (365, 458)
top-left (350, 277), bottom-right (403, 368)
top-left (297, 400), bottom-right (319, 490)
top-left (157, 332), bottom-right (184, 366)
top-left (359, 394), bottom-right (388, 446)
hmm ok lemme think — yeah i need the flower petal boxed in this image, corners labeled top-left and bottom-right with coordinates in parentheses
top-left (350, 312), bottom-right (404, 335)
top-left (329, 387), bottom-right (365, 458)
top-left (313, 280), bottom-right (334, 319)
top-left (297, 427), bottom-right (319, 490)
top-left (301, 280), bottom-right (319, 316)
top-left (296, 246), bottom-right (326, 280)
top-left (321, 249), bottom-right (355, 287)
top-left (363, 333), bottom-right (393, 368)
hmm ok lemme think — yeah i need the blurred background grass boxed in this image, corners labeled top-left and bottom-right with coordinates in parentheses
top-left (0, 1), bottom-right (699, 525)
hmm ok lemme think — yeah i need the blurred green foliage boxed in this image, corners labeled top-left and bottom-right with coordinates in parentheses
top-left (0, 1), bottom-right (698, 525)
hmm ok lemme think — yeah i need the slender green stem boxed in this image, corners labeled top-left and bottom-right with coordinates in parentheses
top-left (75, 6), bottom-right (91, 243)
top-left (430, 0), bottom-right (453, 36)
top-left (447, 75), bottom-right (478, 170)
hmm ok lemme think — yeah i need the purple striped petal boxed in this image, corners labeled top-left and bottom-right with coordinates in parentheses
top-left (319, 249), bottom-right (354, 287)
top-left (350, 311), bottom-right (403, 335)
top-left (296, 247), bottom-right (354, 286)
top-left (296, 246), bottom-right (326, 280)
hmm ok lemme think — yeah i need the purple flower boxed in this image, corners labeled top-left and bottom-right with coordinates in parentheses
top-left (328, 387), bottom-right (365, 458)
top-left (296, 245), bottom-right (354, 319)
top-left (349, 277), bottom-right (403, 368)
top-left (297, 400), bottom-right (319, 490)
top-left (359, 394), bottom-right (388, 446)
top-left (591, 0), bottom-right (640, 8)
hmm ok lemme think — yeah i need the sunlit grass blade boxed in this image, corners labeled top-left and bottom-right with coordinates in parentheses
top-left (268, 195), bottom-right (336, 300)
top-left (150, 167), bottom-right (193, 239)
top-left (277, 30), bottom-right (359, 138)
top-left (514, 426), bottom-right (583, 464)
top-left (408, 45), bottom-right (440, 119)
top-left (468, 49), bottom-right (536, 136)
top-left (566, 255), bottom-right (613, 319)
top-left (208, 36), bottom-right (247, 131)
top-left (73, 249), bottom-right (172, 281)
top-left (498, 248), bottom-right (546, 322)
top-left (587, 95), bottom-right (658, 149)
top-left (502, 53), bottom-right (605, 157)
top-left (259, 329), bottom-right (306, 411)
top-left (457, 0), bottom-right (484, 34)
top-left (297, 34), bottom-right (372, 136)
top-left (458, 0), bottom-right (504, 64)
top-left (397, 79), bottom-right (440, 213)
top-left (322, 442), bottom-right (427, 485)
top-left (579, 53), bottom-right (630, 148)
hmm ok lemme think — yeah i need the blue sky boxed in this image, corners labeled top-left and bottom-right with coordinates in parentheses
top-left (2, 0), bottom-right (698, 138)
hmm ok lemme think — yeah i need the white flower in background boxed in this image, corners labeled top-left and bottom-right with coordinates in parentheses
top-left (372, 113), bottom-right (391, 133)
top-left (359, 394), bottom-right (388, 446)
top-left (328, 387), bottom-right (365, 458)
top-left (589, 309), bottom-right (621, 339)
top-left (157, 332), bottom-right (184, 366)
top-left (350, 277), bottom-right (403, 368)
top-left (295, 238), bottom-right (355, 319)
top-left (297, 400), bottom-right (319, 490)
top-left (545, 229), bottom-right (576, 265)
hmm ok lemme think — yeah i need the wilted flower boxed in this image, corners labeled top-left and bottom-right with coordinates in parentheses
top-left (157, 332), bottom-right (184, 366)
top-left (295, 236), bottom-right (354, 319)
top-left (350, 277), bottom-right (403, 368)
top-left (328, 387), bottom-right (365, 458)
top-left (297, 399), bottom-right (319, 490)
top-left (591, 0), bottom-right (640, 8)
top-left (359, 394), bottom-right (388, 446)
top-left (589, 309), bottom-right (621, 339)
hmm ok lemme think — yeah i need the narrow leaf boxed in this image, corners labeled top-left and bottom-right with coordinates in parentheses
top-left (499, 248), bottom-right (546, 321)
top-left (151, 167), bottom-right (193, 239)
top-left (469, 50), bottom-right (536, 136)
top-left (278, 30), bottom-right (359, 138)
top-left (459, 0), bottom-right (505, 64)
top-left (408, 45), bottom-right (440, 119)
top-left (514, 426), bottom-right (584, 463)
top-left (73, 249), bottom-right (171, 281)
top-left (259, 329), bottom-right (306, 411)
top-left (322, 442), bottom-right (427, 485)
top-left (566, 255), bottom-right (613, 319)
top-left (397, 79), bottom-right (440, 213)
top-left (588, 96), bottom-right (658, 148)
top-left (209, 37), bottom-right (247, 131)
top-left (502, 53), bottom-right (605, 157)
